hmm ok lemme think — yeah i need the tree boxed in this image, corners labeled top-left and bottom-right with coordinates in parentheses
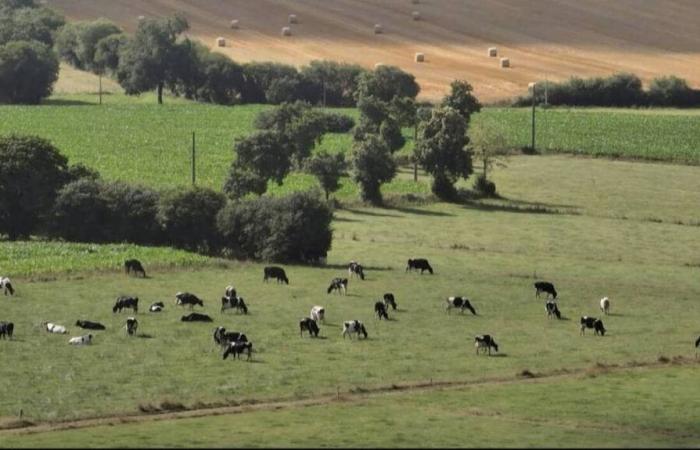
top-left (305, 151), bottom-right (346, 200)
top-left (94, 32), bottom-right (128, 74)
top-left (299, 60), bottom-right (367, 107)
top-left (355, 65), bottom-right (420, 102)
top-left (468, 119), bottom-right (508, 197)
top-left (379, 117), bottom-right (405, 154)
top-left (648, 76), bottom-right (695, 107)
top-left (441, 80), bottom-right (482, 126)
top-left (241, 61), bottom-right (300, 104)
top-left (159, 187), bottom-right (226, 253)
top-left (414, 107), bottom-right (472, 200)
top-left (0, 3), bottom-right (65, 47)
top-left (351, 135), bottom-right (396, 204)
top-left (223, 131), bottom-right (290, 198)
top-left (0, 40), bottom-right (58, 104)
top-left (55, 19), bottom-right (122, 72)
top-left (222, 165), bottom-right (268, 199)
top-left (0, 135), bottom-right (69, 240)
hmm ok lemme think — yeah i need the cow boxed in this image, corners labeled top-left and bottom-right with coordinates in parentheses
top-left (348, 261), bottom-right (365, 280)
top-left (342, 320), bottom-right (368, 339)
top-left (406, 258), bottom-right (433, 274)
top-left (374, 301), bottom-right (389, 320)
top-left (545, 300), bottom-right (561, 319)
top-left (175, 292), bottom-right (204, 309)
top-left (534, 281), bottom-right (557, 299)
top-left (0, 321), bottom-right (14, 339)
top-left (474, 335), bottom-right (499, 355)
top-left (383, 293), bottom-right (397, 311)
top-left (600, 297), bottom-right (610, 315)
top-left (263, 266), bottom-right (289, 284)
top-left (113, 296), bottom-right (138, 314)
top-left (125, 317), bottom-right (138, 336)
top-left (149, 301), bottom-right (165, 312)
top-left (75, 320), bottom-right (106, 330)
top-left (310, 306), bottom-right (325, 323)
top-left (696, 336), bottom-right (700, 359)
top-left (68, 334), bottom-right (93, 345)
top-left (43, 322), bottom-right (67, 334)
top-left (213, 326), bottom-right (247, 347)
top-left (327, 278), bottom-right (348, 295)
top-left (580, 316), bottom-right (606, 336)
top-left (223, 341), bottom-right (253, 361)
top-left (224, 285), bottom-right (236, 298)
top-left (221, 295), bottom-right (248, 314)
top-left (299, 318), bottom-right (320, 337)
top-left (446, 297), bottom-right (477, 315)
top-left (181, 313), bottom-right (213, 322)
top-left (124, 259), bottom-right (146, 278)
top-left (1, 277), bottom-right (14, 296)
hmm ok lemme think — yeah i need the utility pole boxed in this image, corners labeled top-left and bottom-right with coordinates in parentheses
top-left (191, 131), bottom-right (196, 186)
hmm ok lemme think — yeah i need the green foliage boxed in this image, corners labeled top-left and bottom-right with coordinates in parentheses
top-left (93, 32), bottom-right (127, 74)
top-left (441, 80), bottom-right (482, 125)
top-left (355, 65), bottom-right (420, 102)
top-left (516, 73), bottom-right (647, 107)
top-left (304, 151), bottom-right (346, 200)
top-left (224, 131), bottom-right (291, 198)
top-left (351, 134), bottom-right (397, 204)
top-left (0, 40), bottom-right (58, 104)
top-left (299, 60), bottom-right (367, 107)
top-left (379, 117), bottom-right (405, 153)
top-left (473, 174), bottom-right (497, 197)
top-left (55, 19), bottom-right (122, 72)
top-left (318, 111), bottom-right (355, 133)
top-left (0, 2), bottom-right (65, 46)
top-left (158, 187), bottom-right (226, 253)
top-left (241, 61), bottom-right (300, 104)
top-left (647, 76), bottom-right (698, 107)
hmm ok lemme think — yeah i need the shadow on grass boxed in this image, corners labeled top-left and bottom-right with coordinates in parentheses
top-left (340, 207), bottom-right (402, 218)
top-left (488, 353), bottom-right (508, 358)
top-left (323, 263), bottom-right (393, 272)
top-left (460, 198), bottom-right (580, 216)
top-left (137, 333), bottom-right (154, 339)
top-left (41, 98), bottom-right (97, 106)
top-left (385, 205), bottom-right (454, 217)
top-left (333, 216), bottom-right (362, 223)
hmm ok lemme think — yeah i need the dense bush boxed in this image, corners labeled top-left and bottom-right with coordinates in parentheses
top-left (299, 60), bottom-right (367, 107)
top-left (321, 112), bottom-right (355, 133)
top-left (158, 187), bottom-right (226, 253)
top-left (473, 175), bottom-right (497, 197)
top-left (647, 76), bottom-right (699, 107)
top-left (0, 1), bottom-right (65, 47)
top-left (0, 40), bottom-right (58, 104)
top-left (55, 19), bottom-right (122, 72)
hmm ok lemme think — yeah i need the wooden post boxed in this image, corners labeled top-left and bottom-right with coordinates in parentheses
top-left (98, 73), bottom-right (102, 105)
top-left (191, 132), bottom-right (196, 186)
top-left (531, 87), bottom-right (536, 151)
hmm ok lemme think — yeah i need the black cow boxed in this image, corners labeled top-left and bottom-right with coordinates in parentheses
top-left (213, 326), bottom-right (247, 346)
top-left (446, 297), bottom-right (476, 315)
top-left (175, 292), bottom-right (204, 309)
top-left (181, 313), bottom-right (213, 322)
top-left (223, 341), bottom-right (253, 360)
top-left (125, 317), bottom-right (138, 336)
top-left (348, 261), bottom-right (365, 280)
top-left (383, 293), bottom-right (397, 310)
top-left (545, 300), bottom-right (561, 319)
top-left (149, 302), bottom-right (165, 312)
top-left (374, 301), bottom-right (389, 320)
top-left (113, 296), bottom-right (138, 313)
top-left (263, 266), bottom-right (289, 284)
top-left (124, 259), bottom-right (146, 277)
top-left (327, 278), bottom-right (348, 295)
top-left (580, 316), bottom-right (606, 336)
top-left (75, 320), bottom-right (106, 330)
top-left (474, 335), bottom-right (499, 355)
top-left (406, 258), bottom-right (433, 274)
top-left (299, 318), bottom-right (320, 337)
top-left (221, 295), bottom-right (248, 314)
top-left (0, 321), bottom-right (14, 339)
top-left (534, 281), bottom-right (557, 299)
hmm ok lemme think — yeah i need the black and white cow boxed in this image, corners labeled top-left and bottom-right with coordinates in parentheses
top-left (75, 320), bottom-right (106, 330)
top-left (310, 305), bottom-right (325, 323)
top-left (263, 266), bottom-right (289, 284)
top-left (124, 259), bottom-right (146, 278)
top-left (299, 318), bottom-right (320, 337)
top-left (474, 335), bottom-right (499, 355)
top-left (181, 313), bottom-right (213, 322)
top-left (383, 293), bottom-right (397, 311)
top-left (696, 336), bottom-right (700, 358)
top-left (348, 261), bottom-right (365, 280)
top-left (224, 285), bottom-right (236, 298)
top-left (113, 296), bottom-right (138, 314)
top-left (1, 277), bottom-right (14, 296)
top-left (327, 278), bottom-right (348, 295)
top-left (406, 258), bottom-right (433, 274)
top-left (534, 281), bottom-right (557, 299)
top-left (149, 301), bottom-right (165, 312)
top-left (374, 301), bottom-right (389, 320)
top-left (175, 292), bottom-right (204, 309)
top-left (600, 297), bottom-right (610, 315)
top-left (0, 321), bottom-right (14, 339)
top-left (213, 326), bottom-right (247, 347)
top-left (545, 300), bottom-right (561, 319)
top-left (446, 297), bottom-right (477, 315)
top-left (342, 320), bottom-right (368, 339)
top-left (221, 295), bottom-right (248, 314)
top-left (68, 334), bottom-right (93, 345)
top-left (580, 316), bottom-right (606, 336)
top-left (223, 341), bottom-right (253, 361)
top-left (125, 317), bottom-right (138, 336)
top-left (43, 322), bottom-right (68, 334)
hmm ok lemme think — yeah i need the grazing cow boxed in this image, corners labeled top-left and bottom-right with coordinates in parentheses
top-left (223, 341), bottom-right (253, 360)
top-left (580, 316), bottom-right (606, 336)
top-left (124, 259), bottom-right (146, 277)
top-left (545, 300), bottom-right (562, 319)
top-left (382, 293), bottom-right (397, 311)
top-left (600, 297), bottom-right (610, 315)
top-left (299, 318), bottom-right (320, 337)
top-left (181, 313), bottom-right (213, 322)
top-left (113, 296), bottom-right (139, 314)
top-left (474, 335), bottom-right (499, 355)
top-left (0, 321), bottom-right (14, 339)
top-left (221, 295), bottom-right (248, 314)
top-left (263, 266), bottom-right (289, 284)
top-left (342, 320), bottom-right (368, 339)
top-left (696, 336), bottom-right (700, 359)
top-left (43, 322), bottom-right (68, 334)
top-left (446, 297), bottom-right (477, 315)
top-left (374, 301), bottom-right (389, 320)
top-left (534, 281), bottom-right (557, 299)
top-left (75, 320), bottom-right (106, 330)
top-left (68, 334), bottom-right (93, 345)
top-left (213, 326), bottom-right (247, 346)
top-left (327, 278), bottom-right (348, 295)
top-left (175, 292), bottom-right (204, 309)
top-left (1, 277), bottom-right (14, 296)
top-left (310, 305), bottom-right (325, 323)
top-left (125, 317), bottom-right (138, 336)
top-left (149, 301), bottom-right (165, 312)
top-left (348, 261), bottom-right (365, 280)
top-left (406, 258), bottom-right (433, 274)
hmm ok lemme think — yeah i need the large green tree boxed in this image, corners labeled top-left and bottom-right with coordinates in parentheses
top-left (0, 40), bottom-right (58, 104)
top-left (55, 19), bottom-right (122, 72)
top-left (441, 80), bottom-right (482, 125)
top-left (305, 151), bottom-right (346, 201)
top-left (351, 134), bottom-right (396, 205)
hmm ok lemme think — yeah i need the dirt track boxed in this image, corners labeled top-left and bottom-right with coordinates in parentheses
top-left (48, 0), bottom-right (700, 102)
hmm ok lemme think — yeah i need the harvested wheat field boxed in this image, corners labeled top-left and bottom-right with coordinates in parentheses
top-left (46, 0), bottom-right (700, 102)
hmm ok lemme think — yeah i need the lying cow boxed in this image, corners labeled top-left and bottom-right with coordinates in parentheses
top-left (374, 301), bottom-right (389, 320)
top-left (580, 316), bottom-right (606, 336)
top-left (600, 297), bottom-right (610, 315)
top-left (125, 317), bottom-right (138, 336)
top-left (75, 320), bottom-right (106, 330)
top-left (310, 305), bottom-right (325, 323)
top-left (342, 320), bottom-right (368, 339)
top-left (545, 300), bottom-right (561, 319)
top-left (406, 258), bottom-right (433, 274)
top-left (0, 321), bottom-right (14, 339)
top-left (113, 296), bottom-right (138, 314)
top-left (327, 278), bottom-right (348, 295)
top-left (383, 293), bottom-right (397, 311)
top-left (348, 261), bottom-right (365, 280)
top-left (534, 281), bottom-right (557, 299)
top-left (175, 292), bottom-right (204, 309)
top-left (446, 297), bottom-right (477, 315)
top-left (299, 318), bottom-right (320, 337)
top-left (213, 326), bottom-right (247, 347)
top-left (149, 301), bottom-right (165, 312)
top-left (223, 341), bottom-right (253, 361)
top-left (1, 277), bottom-right (14, 296)
top-left (263, 266), bottom-right (289, 284)
top-left (124, 259), bottom-right (146, 277)
top-left (43, 322), bottom-right (67, 334)
top-left (474, 335), bottom-right (499, 355)
top-left (181, 313), bottom-right (213, 322)
top-left (69, 334), bottom-right (93, 345)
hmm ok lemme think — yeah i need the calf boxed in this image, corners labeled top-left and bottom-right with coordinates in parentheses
top-left (43, 322), bottom-right (67, 334)
top-left (600, 297), bottom-right (610, 315)
top-left (534, 281), bottom-right (557, 299)
top-left (310, 305), bottom-right (325, 323)
top-left (124, 259), bottom-right (146, 277)
top-left (263, 266), bottom-right (289, 284)
top-left (545, 300), bottom-right (561, 319)
top-left (580, 316), bottom-right (606, 336)
top-left (221, 295), bottom-right (248, 314)
top-left (0, 321), bottom-right (14, 339)
top-left (181, 313), bottom-right (213, 322)
top-left (213, 326), bottom-right (247, 346)
top-left (299, 318), bottom-right (320, 337)
top-left (113, 296), bottom-right (138, 314)
top-left (149, 301), bottom-right (165, 312)
top-left (406, 258), bottom-right (433, 274)
top-left (474, 335), bottom-right (499, 355)
top-left (125, 317), bottom-right (138, 336)
top-left (1, 277), bottom-right (14, 296)
top-left (223, 341), bottom-right (253, 361)
top-left (175, 292), bottom-right (204, 309)
top-left (342, 320), bottom-right (368, 339)
top-left (68, 334), bottom-right (93, 345)
top-left (374, 301), bottom-right (389, 320)
top-left (327, 278), bottom-right (348, 295)
top-left (383, 293), bottom-right (397, 311)
top-left (75, 320), bottom-right (106, 330)
top-left (348, 261), bottom-right (365, 280)
top-left (446, 297), bottom-right (477, 315)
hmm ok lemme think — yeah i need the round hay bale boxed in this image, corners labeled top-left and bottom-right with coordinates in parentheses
top-left (137, 15), bottom-right (145, 21)
top-left (230, 19), bottom-right (239, 29)
top-left (500, 57), bottom-right (510, 68)
top-left (216, 37), bottom-right (226, 47)
top-left (528, 82), bottom-right (536, 90)
top-left (374, 24), bottom-right (383, 34)
top-left (412, 11), bottom-right (421, 21)
top-left (281, 26), bottom-right (292, 36)
top-left (488, 47), bottom-right (498, 57)
top-left (415, 52), bottom-right (425, 63)
top-left (374, 63), bottom-right (385, 69)
top-left (288, 14), bottom-right (298, 24)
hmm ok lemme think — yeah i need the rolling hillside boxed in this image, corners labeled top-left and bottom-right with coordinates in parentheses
top-left (47, 0), bottom-right (700, 102)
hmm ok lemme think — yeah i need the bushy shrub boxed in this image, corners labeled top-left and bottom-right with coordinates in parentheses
top-left (158, 187), bottom-right (226, 253)
top-left (647, 76), bottom-right (698, 107)
top-left (0, 40), bottom-right (58, 104)
top-left (319, 112), bottom-right (355, 133)
top-left (514, 73), bottom-right (646, 107)
top-left (474, 175), bottom-right (497, 197)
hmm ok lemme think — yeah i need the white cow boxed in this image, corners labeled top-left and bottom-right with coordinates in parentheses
top-left (68, 334), bottom-right (93, 345)
top-left (342, 320), bottom-right (368, 339)
top-left (600, 297), bottom-right (610, 315)
top-left (310, 305), bottom-right (325, 323)
top-left (43, 322), bottom-right (67, 334)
